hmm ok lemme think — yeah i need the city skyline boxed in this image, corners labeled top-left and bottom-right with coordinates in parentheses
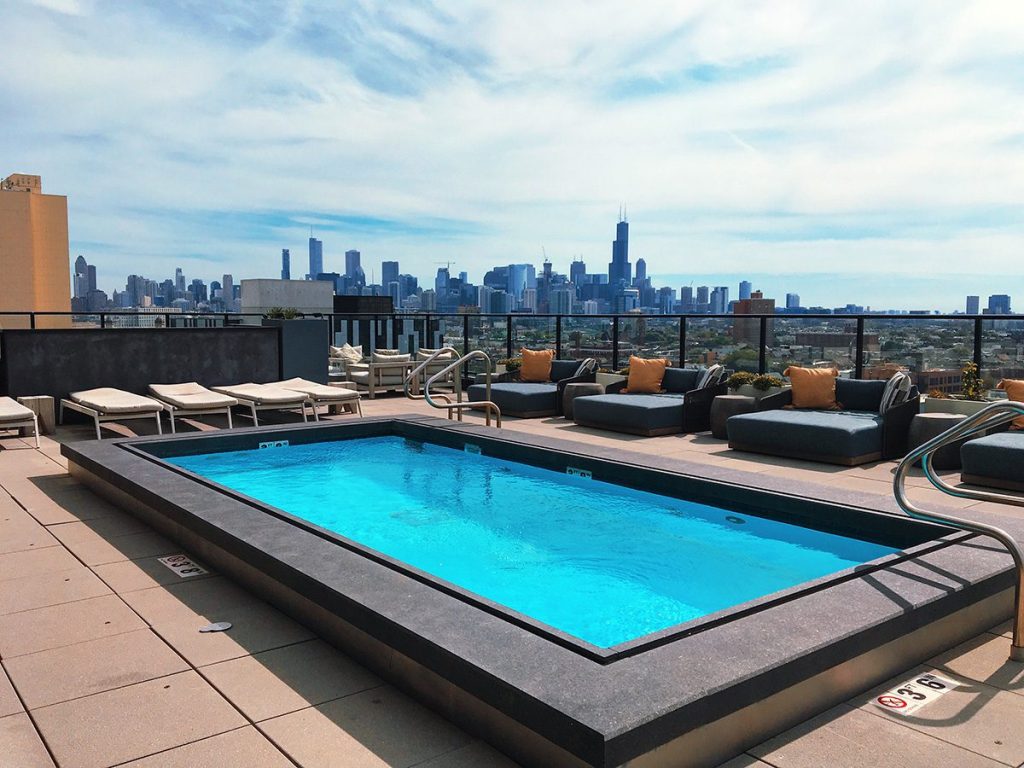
top-left (3, 3), bottom-right (1022, 311)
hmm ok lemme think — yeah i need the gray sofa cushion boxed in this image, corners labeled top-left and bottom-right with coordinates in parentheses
top-left (961, 432), bottom-right (1024, 484)
top-left (836, 379), bottom-right (886, 412)
top-left (662, 367), bottom-right (703, 393)
top-left (727, 409), bottom-right (884, 459)
top-left (467, 382), bottom-right (557, 415)
top-left (549, 360), bottom-right (581, 382)
top-left (573, 393), bottom-right (685, 434)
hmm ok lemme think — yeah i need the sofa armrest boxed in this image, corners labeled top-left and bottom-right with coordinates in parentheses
top-left (757, 388), bottom-right (793, 411)
top-left (682, 382), bottom-right (727, 432)
top-left (554, 372), bottom-right (598, 415)
top-left (881, 390), bottom-right (921, 459)
top-left (605, 379), bottom-right (628, 395)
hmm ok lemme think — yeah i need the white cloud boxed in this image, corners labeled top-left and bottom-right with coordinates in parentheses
top-left (2, 0), bottom-right (1023, 308)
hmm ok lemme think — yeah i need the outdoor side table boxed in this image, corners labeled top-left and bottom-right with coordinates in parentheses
top-left (907, 412), bottom-right (978, 470)
top-left (17, 395), bottom-right (55, 435)
top-left (711, 394), bottom-right (757, 440)
top-left (563, 382), bottom-right (605, 420)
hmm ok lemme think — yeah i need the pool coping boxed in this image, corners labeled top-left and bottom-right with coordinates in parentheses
top-left (62, 415), bottom-right (1019, 768)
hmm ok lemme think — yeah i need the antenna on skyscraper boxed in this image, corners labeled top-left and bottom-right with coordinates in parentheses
top-left (624, 203), bottom-right (628, 222)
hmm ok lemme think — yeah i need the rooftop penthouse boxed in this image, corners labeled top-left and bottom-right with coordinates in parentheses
top-left (1, 313), bottom-right (1024, 768)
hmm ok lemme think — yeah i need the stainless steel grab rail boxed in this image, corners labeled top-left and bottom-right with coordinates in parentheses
top-left (403, 348), bottom-right (502, 427)
top-left (893, 400), bottom-right (1024, 661)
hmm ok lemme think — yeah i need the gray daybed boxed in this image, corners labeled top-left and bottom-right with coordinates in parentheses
top-left (727, 378), bottom-right (920, 466)
top-left (961, 432), bottom-right (1024, 492)
top-left (466, 359), bottom-right (597, 418)
top-left (572, 367), bottom-right (726, 437)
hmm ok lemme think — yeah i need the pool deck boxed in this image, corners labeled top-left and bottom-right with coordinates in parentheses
top-left (2, 395), bottom-right (1024, 768)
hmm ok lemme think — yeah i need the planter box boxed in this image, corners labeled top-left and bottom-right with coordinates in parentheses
top-left (921, 397), bottom-right (990, 416)
top-left (596, 372), bottom-right (627, 388)
top-left (729, 384), bottom-right (789, 400)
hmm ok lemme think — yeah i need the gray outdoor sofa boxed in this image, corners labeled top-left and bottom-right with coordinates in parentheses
top-left (727, 378), bottom-right (920, 466)
top-left (572, 367), bottom-right (726, 436)
top-left (466, 359), bottom-right (597, 418)
top-left (961, 431), bottom-right (1024, 492)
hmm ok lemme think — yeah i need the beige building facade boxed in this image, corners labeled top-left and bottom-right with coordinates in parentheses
top-left (0, 174), bottom-right (72, 328)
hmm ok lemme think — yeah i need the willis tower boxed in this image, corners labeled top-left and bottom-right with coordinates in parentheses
top-left (608, 208), bottom-right (630, 287)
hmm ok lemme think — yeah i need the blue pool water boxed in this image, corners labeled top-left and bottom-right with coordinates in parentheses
top-left (168, 437), bottom-right (898, 648)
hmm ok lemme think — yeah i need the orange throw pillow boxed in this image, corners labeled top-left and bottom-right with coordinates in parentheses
top-left (520, 348), bottom-right (555, 382)
top-left (998, 379), bottom-right (1024, 429)
top-left (625, 356), bottom-right (670, 394)
top-left (784, 366), bottom-right (839, 409)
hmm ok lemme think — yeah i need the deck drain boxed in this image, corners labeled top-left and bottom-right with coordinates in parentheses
top-left (199, 621), bottom-right (232, 633)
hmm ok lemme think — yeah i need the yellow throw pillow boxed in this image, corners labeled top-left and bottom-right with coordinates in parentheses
top-left (998, 379), bottom-right (1024, 429)
top-left (520, 348), bottom-right (555, 382)
top-left (784, 366), bottom-right (839, 409)
top-left (625, 356), bottom-right (670, 394)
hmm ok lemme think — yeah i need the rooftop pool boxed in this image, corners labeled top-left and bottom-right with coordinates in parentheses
top-left (168, 436), bottom-right (897, 649)
top-left (63, 417), bottom-right (1012, 768)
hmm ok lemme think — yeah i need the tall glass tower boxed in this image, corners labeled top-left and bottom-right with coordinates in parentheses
top-left (608, 215), bottom-right (630, 287)
top-left (308, 238), bottom-right (323, 279)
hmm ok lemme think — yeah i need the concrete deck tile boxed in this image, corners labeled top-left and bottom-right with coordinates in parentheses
top-left (32, 670), bottom-right (246, 768)
top-left (750, 704), bottom-right (1003, 768)
top-left (0, 712), bottom-right (55, 767)
top-left (0, 519), bottom-right (57, 555)
top-left (49, 527), bottom-right (178, 566)
top-left (45, 511), bottom-right (152, 543)
top-left (965, 501), bottom-right (1024, 519)
top-left (0, 545), bottom-right (81, 583)
top-left (202, 638), bottom-right (381, 722)
top-left (0, 666), bottom-right (23, 718)
top-left (930, 633), bottom-right (1024, 694)
top-left (413, 740), bottom-right (520, 767)
top-left (715, 755), bottom-right (775, 768)
top-left (123, 579), bottom-right (314, 666)
top-left (93, 555), bottom-right (216, 593)
top-left (0, 566), bottom-right (111, 615)
top-left (905, 485), bottom-right (979, 510)
top-left (118, 726), bottom-right (294, 767)
top-left (259, 685), bottom-right (472, 768)
top-left (3, 628), bottom-right (189, 710)
top-left (851, 665), bottom-right (1024, 765)
top-left (0, 594), bottom-right (146, 658)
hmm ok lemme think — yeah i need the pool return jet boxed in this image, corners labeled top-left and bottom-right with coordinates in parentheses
top-left (894, 400), bottom-right (1024, 661)
top-left (404, 347), bottom-right (502, 428)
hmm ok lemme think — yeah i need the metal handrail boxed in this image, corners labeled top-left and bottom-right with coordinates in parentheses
top-left (402, 348), bottom-right (501, 427)
top-left (893, 400), bottom-right (1024, 661)
top-left (403, 346), bottom-right (461, 401)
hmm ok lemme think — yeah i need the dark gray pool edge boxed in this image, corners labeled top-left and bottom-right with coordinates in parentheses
top-left (62, 416), bottom-right (1018, 768)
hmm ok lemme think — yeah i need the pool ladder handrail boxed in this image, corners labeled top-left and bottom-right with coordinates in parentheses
top-left (893, 400), bottom-right (1024, 661)
top-left (403, 348), bottom-right (502, 428)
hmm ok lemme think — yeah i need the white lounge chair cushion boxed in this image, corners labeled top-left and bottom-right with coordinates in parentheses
top-left (70, 388), bottom-right (163, 414)
top-left (329, 344), bottom-right (363, 364)
top-left (149, 383), bottom-right (238, 409)
top-left (274, 378), bottom-right (360, 401)
top-left (212, 383), bottom-right (307, 405)
top-left (0, 397), bottom-right (34, 423)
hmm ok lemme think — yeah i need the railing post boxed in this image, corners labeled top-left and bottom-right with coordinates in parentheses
top-left (758, 316), bottom-right (767, 374)
top-left (99, 313), bottom-right (106, 329)
top-left (555, 315), bottom-right (562, 359)
top-left (612, 316), bottom-right (620, 371)
top-left (678, 316), bottom-right (686, 367)
top-left (506, 315), bottom-right (513, 360)
top-left (424, 313), bottom-right (431, 348)
top-left (29, 313), bottom-right (36, 330)
top-left (974, 316), bottom-right (984, 375)
top-left (855, 316), bottom-right (865, 379)
top-left (463, 314), bottom-right (470, 358)
top-left (164, 313), bottom-right (171, 328)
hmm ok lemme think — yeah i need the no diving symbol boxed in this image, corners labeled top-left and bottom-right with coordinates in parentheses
top-left (877, 695), bottom-right (907, 709)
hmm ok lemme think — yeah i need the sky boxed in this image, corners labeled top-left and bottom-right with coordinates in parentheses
top-left (3, 0), bottom-right (1023, 311)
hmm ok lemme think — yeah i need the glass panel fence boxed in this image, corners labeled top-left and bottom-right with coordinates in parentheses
top-left (511, 315), bottom-right (557, 356)
top-left (466, 314), bottom-right (509, 376)
top-left (982, 319), bottom-right (1024, 391)
top-left (684, 317), bottom-right (740, 371)
top-left (619, 316), bottom-right (681, 366)
top-left (767, 316), bottom-right (858, 376)
top-left (865, 318), bottom-right (973, 395)
top-left (560, 316), bottom-right (614, 370)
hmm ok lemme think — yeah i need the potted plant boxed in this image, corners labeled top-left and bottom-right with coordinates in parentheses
top-left (596, 366), bottom-right (627, 388)
top-left (922, 363), bottom-right (990, 415)
top-left (727, 372), bottom-right (787, 400)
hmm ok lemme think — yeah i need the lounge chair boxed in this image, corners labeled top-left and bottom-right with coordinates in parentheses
top-left (466, 359), bottom-right (598, 418)
top-left (572, 366), bottom-right (726, 436)
top-left (211, 383), bottom-right (310, 426)
top-left (59, 388), bottom-right (164, 440)
top-left (726, 377), bottom-right (920, 466)
top-left (0, 397), bottom-right (40, 448)
top-left (148, 383), bottom-right (238, 432)
top-left (273, 378), bottom-right (362, 418)
top-left (347, 352), bottom-right (415, 398)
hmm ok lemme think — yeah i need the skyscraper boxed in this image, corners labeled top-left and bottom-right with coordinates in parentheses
top-left (345, 249), bottom-right (361, 278)
top-left (281, 249), bottom-right (290, 280)
top-left (786, 293), bottom-right (801, 310)
top-left (734, 290), bottom-right (776, 345)
top-left (966, 295), bottom-right (980, 314)
top-left (608, 214), bottom-right (630, 286)
top-left (696, 286), bottom-right (710, 306)
top-left (739, 280), bottom-right (752, 300)
top-left (175, 267), bottom-right (185, 295)
top-left (73, 255), bottom-right (89, 298)
top-left (221, 274), bottom-right (234, 311)
top-left (381, 261), bottom-right (399, 289)
top-left (710, 286), bottom-right (729, 314)
top-left (635, 258), bottom-right (647, 284)
top-left (569, 258), bottom-right (587, 287)
top-left (988, 295), bottom-right (1012, 314)
top-left (0, 173), bottom-right (71, 328)
top-left (308, 237), bottom-right (323, 279)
